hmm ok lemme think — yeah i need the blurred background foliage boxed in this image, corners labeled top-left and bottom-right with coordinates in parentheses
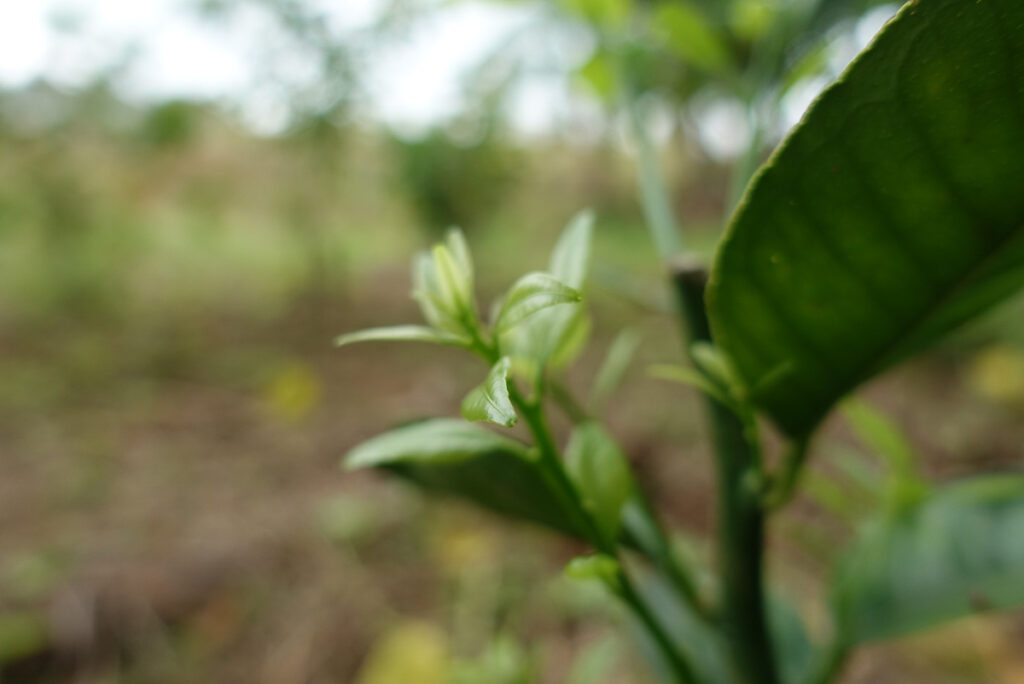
top-left (0, 0), bottom-right (1022, 682)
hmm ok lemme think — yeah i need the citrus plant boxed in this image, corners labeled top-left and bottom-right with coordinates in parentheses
top-left (339, 1), bottom-right (1024, 681)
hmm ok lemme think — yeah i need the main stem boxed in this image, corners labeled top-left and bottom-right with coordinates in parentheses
top-left (674, 263), bottom-right (779, 684)
top-left (625, 80), bottom-right (779, 683)
top-left (508, 384), bottom-right (698, 684)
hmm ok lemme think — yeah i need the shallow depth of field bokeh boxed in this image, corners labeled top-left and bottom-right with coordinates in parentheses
top-left (1, 1), bottom-right (1023, 683)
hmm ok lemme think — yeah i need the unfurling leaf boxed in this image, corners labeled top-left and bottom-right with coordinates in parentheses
top-left (412, 229), bottom-right (478, 336)
top-left (503, 212), bottom-right (594, 375)
top-left (461, 357), bottom-right (517, 428)
top-left (494, 272), bottom-right (582, 334)
top-left (589, 329), bottom-right (641, 413)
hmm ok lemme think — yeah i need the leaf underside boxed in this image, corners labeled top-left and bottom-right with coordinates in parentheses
top-left (832, 475), bottom-right (1024, 644)
top-left (345, 419), bottom-right (585, 538)
top-left (707, 0), bottom-right (1024, 437)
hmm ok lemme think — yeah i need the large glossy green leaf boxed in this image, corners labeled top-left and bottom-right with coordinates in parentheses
top-left (346, 419), bottom-right (585, 538)
top-left (707, 0), bottom-right (1024, 437)
top-left (831, 475), bottom-right (1024, 644)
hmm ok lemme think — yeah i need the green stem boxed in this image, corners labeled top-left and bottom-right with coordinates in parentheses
top-left (623, 76), bottom-right (779, 682)
top-left (621, 497), bottom-right (714, 623)
top-left (624, 92), bottom-right (684, 262)
top-left (764, 436), bottom-right (811, 512)
top-left (614, 569), bottom-right (700, 684)
top-left (548, 378), bottom-right (711, 621)
top-left (511, 384), bottom-right (610, 550)
top-left (549, 380), bottom-right (591, 424)
top-left (508, 383), bottom-right (698, 683)
top-left (672, 263), bottom-right (780, 684)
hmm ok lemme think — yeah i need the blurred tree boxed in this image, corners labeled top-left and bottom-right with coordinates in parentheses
top-left (389, 120), bottom-right (521, 237)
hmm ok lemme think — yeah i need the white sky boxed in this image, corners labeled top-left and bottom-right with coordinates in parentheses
top-left (0, 0), bottom-right (559, 135)
top-left (0, 1), bottom-right (897, 143)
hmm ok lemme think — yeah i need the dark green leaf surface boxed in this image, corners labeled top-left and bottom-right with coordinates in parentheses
top-left (461, 357), bottom-right (518, 427)
top-left (345, 419), bottom-right (584, 538)
top-left (831, 475), bottom-right (1024, 644)
top-left (708, 0), bottom-right (1024, 437)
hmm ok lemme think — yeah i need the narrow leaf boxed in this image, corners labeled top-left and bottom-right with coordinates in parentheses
top-left (445, 227), bottom-right (474, 286)
top-left (335, 325), bottom-right (470, 349)
top-left (589, 329), bottom-right (641, 412)
top-left (707, 0), bottom-right (1024, 438)
top-left (345, 419), bottom-right (585, 538)
top-left (565, 422), bottom-right (634, 539)
top-left (432, 243), bottom-right (474, 319)
top-left (461, 357), bottom-right (517, 428)
top-left (549, 309), bottom-right (593, 369)
top-left (648, 364), bottom-right (733, 408)
top-left (840, 399), bottom-right (917, 478)
top-left (549, 209), bottom-right (594, 290)
top-left (413, 251), bottom-right (463, 334)
top-left (495, 272), bottom-right (582, 334)
top-left (652, 1), bottom-right (732, 73)
top-left (831, 475), bottom-right (1024, 644)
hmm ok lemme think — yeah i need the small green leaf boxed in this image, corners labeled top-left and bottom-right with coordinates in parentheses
top-left (559, 0), bottom-right (632, 29)
top-left (334, 325), bottom-right (471, 349)
top-left (410, 231), bottom-right (478, 337)
top-left (565, 422), bottom-right (634, 539)
top-left (346, 418), bottom-right (526, 470)
top-left (494, 272), bottom-right (582, 334)
top-left (549, 309), bottom-right (593, 369)
top-left (502, 213), bottom-right (594, 373)
top-left (841, 398), bottom-right (928, 510)
top-left (413, 252), bottom-right (463, 334)
top-left (652, 1), bottom-right (732, 73)
top-left (445, 227), bottom-right (474, 285)
top-left (549, 209), bottom-right (594, 290)
top-left (345, 419), bottom-right (585, 538)
top-left (767, 594), bottom-right (817, 684)
top-left (577, 51), bottom-right (620, 101)
top-left (589, 329), bottom-right (641, 413)
top-left (565, 554), bottom-right (621, 587)
top-left (647, 363), bottom-right (732, 408)
top-left (461, 357), bottom-right (517, 428)
top-left (831, 475), bottom-right (1024, 644)
top-left (432, 243), bottom-right (475, 320)
top-left (840, 399), bottom-right (917, 480)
